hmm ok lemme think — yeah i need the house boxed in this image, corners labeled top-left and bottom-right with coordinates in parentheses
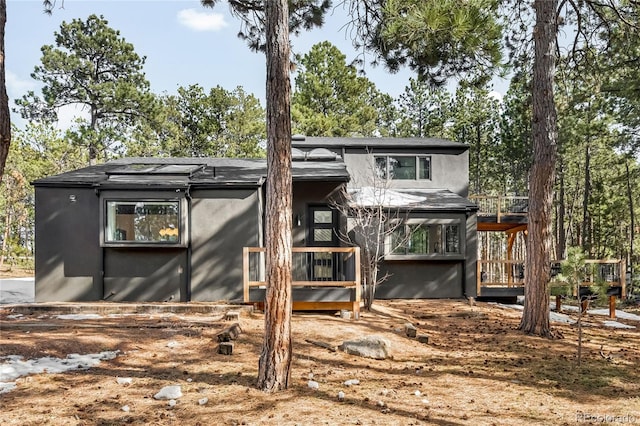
top-left (31, 136), bottom-right (478, 304)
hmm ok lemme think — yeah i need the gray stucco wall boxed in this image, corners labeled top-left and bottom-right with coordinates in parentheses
top-left (35, 187), bottom-right (103, 302)
top-left (190, 188), bottom-right (262, 302)
top-left (342, 148), bottom-right (470, 196)
top-left (464, 212), bottom-right (478, 298)
top-left (104, 248), bottom-right (186, 302)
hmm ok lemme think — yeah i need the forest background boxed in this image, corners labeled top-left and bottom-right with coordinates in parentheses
top-left (0, 4), bottom-right (639, 294)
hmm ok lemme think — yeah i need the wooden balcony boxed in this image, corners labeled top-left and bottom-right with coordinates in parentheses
top-left (477, 259), bottom-right (526, 298)
top-left (470, 195), bottom-right (528, 232)
top-left (243, 246), bottom-right (361, 317)
top-left (477, 258), bottom-right (626, 301)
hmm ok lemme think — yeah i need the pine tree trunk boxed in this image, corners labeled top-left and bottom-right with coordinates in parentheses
top-left (582, 144), bottom-right (591, 254)
top-left (626, 161), bottom-right (634, 289)
top-left (557, 160), bottom-right (565, 259)
top-left (258, 0), bottom-right (293, 392)
top-left (0, 0), bottom-right (11, 186)
top-left (520, 0), bottom-right (557, 337)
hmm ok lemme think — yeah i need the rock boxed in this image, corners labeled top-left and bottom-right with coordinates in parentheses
top-left (168, 399), bottom-right (177, 407)
top-left (198, 398), bottom-right (208, 406)
top-left (116, 377), bottom-right (133, 385)
top-left (339, 336), bottom-right (391, 360)
top-left (154, 385), bottom-right (182, 400)
top-left (338, 391), bottom-right (345, 401)
top-left (121, 405), bottom-right (130, 412)
top-left (344, 379), bottom-right (360, 386)
top-left (308, 380), bottom-right (319, 390)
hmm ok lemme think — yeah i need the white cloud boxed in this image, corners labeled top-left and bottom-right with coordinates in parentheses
top-left (177, 8), bottom-right (227, 32)
top-left (5, 70), bottom-right (36, 100)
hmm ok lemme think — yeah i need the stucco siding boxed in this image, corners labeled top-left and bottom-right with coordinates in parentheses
top-left (376, 261), bottom-right (465, 299)
top-left (35, 187), bottom-right (102, 302)
top-left (343, 148), bottom-right (470, 196)
top-left (189, 189), bottom-right (261, 302)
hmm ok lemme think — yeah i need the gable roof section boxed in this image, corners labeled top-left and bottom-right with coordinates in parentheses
top-left (32, 157), bottom-right (349, 189)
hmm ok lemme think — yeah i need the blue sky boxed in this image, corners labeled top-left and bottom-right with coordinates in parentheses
top-left (6, 0), bottom-right (507, 129)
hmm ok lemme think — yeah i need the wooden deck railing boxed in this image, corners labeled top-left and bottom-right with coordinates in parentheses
top-left (477, 259), bottom-right (526, 295)
top-left (478, 258), bottom-right (626, 299)
top-left (243, 246), bottom-right (361, 316)
top-left (470, 195), bottom-right (528, 222)
top-left (550, 259), bottom-right (627, 298)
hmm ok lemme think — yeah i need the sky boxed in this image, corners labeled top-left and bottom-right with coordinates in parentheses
top-left (4, 0), bottom-right (405, 128)
top-left (5, 0), bottom-right (508, 129)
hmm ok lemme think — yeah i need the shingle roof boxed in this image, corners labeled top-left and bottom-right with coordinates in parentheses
top-left (32, 157), bottom-right (350, 188)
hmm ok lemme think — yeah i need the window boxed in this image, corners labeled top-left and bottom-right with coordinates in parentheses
top-left (105, 200), bottom-right (181, 244)
top-left (308, 206), bottom-right (338, 246)
top-left (390, 222), bottom-right (460, 256)
top-left (375, 156), bottom-right (431, 180)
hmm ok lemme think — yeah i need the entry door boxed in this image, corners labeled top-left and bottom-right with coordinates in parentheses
top-left (307, 206), bottom-right (339, 281)
top-left (308, 205), bottom-right (338, 247)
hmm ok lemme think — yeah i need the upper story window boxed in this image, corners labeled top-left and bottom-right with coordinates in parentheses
top-left (375, 155), bottom-right (431, 180)
top-left (105, 200), bottom-right (182, 245)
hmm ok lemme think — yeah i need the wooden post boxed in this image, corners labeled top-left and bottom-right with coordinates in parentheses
top-left (476, 260), bottom-right (482, 297)
top-left (581, 299), bottom-right (588, 314)
top-left (243, 247), bottom-right (249, 303)
top-left (353, 247), bottom-right (361, 320)
top-left (609, 295), bottom-right (616, 319)
top-left (555, 294), bottom-right (562, 312)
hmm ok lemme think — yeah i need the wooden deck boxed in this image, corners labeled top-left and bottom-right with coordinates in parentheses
top-left (470, 195), bottom-right (529, 232)
top-left (242, 246), bottom-right (361, 318)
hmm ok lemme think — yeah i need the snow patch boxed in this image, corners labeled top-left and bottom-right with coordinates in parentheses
top-left (0, 351), bottom-right (119, 394)
top-left (603, 321), bottom-right (636, 329)
top-left (56, 314), bottom-right (103, 320)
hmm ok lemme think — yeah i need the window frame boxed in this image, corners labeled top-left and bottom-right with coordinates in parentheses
top-left (374, 155), bottom-right (432, 181)
top-left (307, 205), bottom-right (339, 247)
top-left (101, 198), bottom-right (187, 248)
top-left (385, 218), bottom-right (463, 260)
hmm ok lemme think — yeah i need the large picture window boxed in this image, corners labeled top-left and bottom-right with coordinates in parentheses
top-left (105, 200), bottom-right (181, 244)
top-left (375, 156), bottom-right (431, 180)
top-left (389, 221), bottom-right (461, 256)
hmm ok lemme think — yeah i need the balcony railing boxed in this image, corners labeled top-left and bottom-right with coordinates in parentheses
top-left (470, 195), bottom-right (528, 222)
top-left (478, 258), bottom-right (626, 298)
top-left (242, 246), bottom-right (361, 316)
top-left (477, 259), bottom-right (525, 295)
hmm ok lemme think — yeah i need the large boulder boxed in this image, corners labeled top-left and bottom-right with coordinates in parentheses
top-left (338, 335), bottom-right (391, 360)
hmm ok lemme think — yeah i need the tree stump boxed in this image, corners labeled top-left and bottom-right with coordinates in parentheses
top-left (404, 323), bottom-right (417, 338)
top-left (225, 311), bottom-right (240, 321)
top-left (218, 342), bottom-right (234, 355)
top-left (416, 334), bottom-right (430, 344)
top-left (216, 323), bottom-right (242, 342)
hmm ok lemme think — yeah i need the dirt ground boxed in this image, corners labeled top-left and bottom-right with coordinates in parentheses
top-left (0, 266), bottom-right (34, 278)
top-left (1, 299), bottom-right (639, 426)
